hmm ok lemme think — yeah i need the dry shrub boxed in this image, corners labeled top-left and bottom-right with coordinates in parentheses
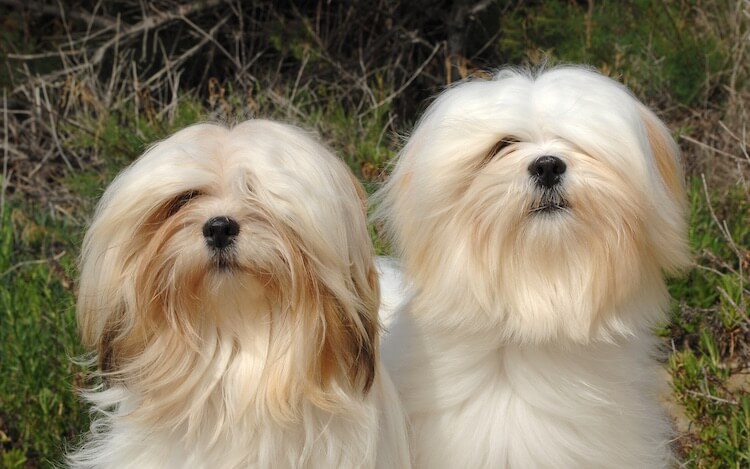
top-left (678, 0), bottom-right (749, 186)
top-left (1, 0), bottom-right (506, 211)
top-left (0, 0), bottom-right (747, 210)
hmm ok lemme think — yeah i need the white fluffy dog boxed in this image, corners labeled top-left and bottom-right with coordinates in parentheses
top-left (69, 120), bottom-right (410, 468)
top-left (376, 66), bottom-right (690, 468)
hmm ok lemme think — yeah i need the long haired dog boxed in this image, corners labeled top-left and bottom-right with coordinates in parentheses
top-left (376, 66), bottom-right (690, 468)
top-left (70, 120), bottom-right (410, 468)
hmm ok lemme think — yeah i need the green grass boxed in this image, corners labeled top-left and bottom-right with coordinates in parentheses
top-left (0, 96), bottom-right (211, 468)
top-left (0, 206), bottom-right (87, 467)
top-left (62, 97), bottom-right (208, 200)
top-left (666, 180), bottom-right (750, 467)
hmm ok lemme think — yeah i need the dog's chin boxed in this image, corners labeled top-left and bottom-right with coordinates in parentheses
top-left (208, 250), bottom-right (240, 272)
top-left (529, 201), bottom-right (569, 216)
top-left (420, 178), bottom-right (667, 344)
top-left (528, 189), bottom-right (570, 217)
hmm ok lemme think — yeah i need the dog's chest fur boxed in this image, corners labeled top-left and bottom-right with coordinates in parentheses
top-left (83, 398), bottom-right (378, 468)
top-left (71, 316), bottom-right (402, 469)
top-left (383, 310), bottom-right (672, 469)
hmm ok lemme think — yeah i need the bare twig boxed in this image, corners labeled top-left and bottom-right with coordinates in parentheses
top-left (38, 81), bottom-right (74, 171)
top-left (0, 251), bottom-right (67, 278)
top-left (373, 41), bottom-right (443, 110)
top-left (120, 15), bottom-right (229, 104)
top-left (682, 134), bottom-right (748, 163)
top-left (1, 89), bottom-right (8, 221)
top-left (685, 389), bottom-right (738, 406)
top-left (0, 0), bottom-right (116, 29)
top-left (469, 0), bottom-right (497, 16)
top-left (700, 174), bottom-right (743, 259)
top-left (89, 0), bottom-right (224, 66)
top-left (178, 14), bottom-right (243, 73)
top-left (9, 0), bottom-right (226, 93)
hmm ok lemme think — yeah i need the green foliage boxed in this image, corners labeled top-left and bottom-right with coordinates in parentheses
top-left (669, 179), bottom-right (750, 328)
top-left (0, 206), bottom-right (87, 466)
top-left (670, 344), bottom-right (750, 466)
top-left (63, 96), bottom-right (207, 197)
top-left (317, 99), bottom-right (397, 176)
top-left (667, 179), bottom-right (750, 466)
top-left (497, 0), bottom-right (726, 106)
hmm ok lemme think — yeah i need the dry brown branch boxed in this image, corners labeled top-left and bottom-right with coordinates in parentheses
top-left (0, 0), bottom-right (116, 29)
top-left (126, 16), bottom-right (227, 98)
top-left (374, 41), bottom-right (443, 110)
top-left (89, 0), bottom-right (225, 66)
top-left (0, 250), bottom-right (67, 278)
top-left (8, 0), bottom-right (227, 93)
top-left (682, 134), bottom-right (750, 164)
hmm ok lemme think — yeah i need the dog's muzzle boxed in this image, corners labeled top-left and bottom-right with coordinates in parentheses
top-left (203, 216), bottom-right (240, 269)
top-left (528, 156), bottom-right (569, 214)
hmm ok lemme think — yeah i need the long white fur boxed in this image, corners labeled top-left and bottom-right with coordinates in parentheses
top-left (69, 120), bottom-right (411, 468)
top-left (375, 257), bottom-right (408, 330)
top-left (376, 66), bottom-right (690, 468)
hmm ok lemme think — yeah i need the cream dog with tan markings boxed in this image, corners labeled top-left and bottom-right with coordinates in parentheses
top-left (70, 120), bottom-right (410, 468)
top-left (377, 66), bottom-right (690, 468)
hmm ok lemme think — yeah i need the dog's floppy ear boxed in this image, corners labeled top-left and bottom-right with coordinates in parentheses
top-left (343, 174), bottom-right (380, 393)
top-left (270, 233), bottom-right (378, 412)
top-left (352, 258), bottom-right (380, 392)
top-left (77, 216), bottom-right (125, 374)
top-left (78, 230), bottom-right (143, 376)
top-left (77, 194), bottom-right (174, 375)
top-left (639, 105), bottom-right (686, 208)
top-left (638, 104), bottom-right (692, 273)
top-left (314, 172), bottom-right (379, 396)
top-left (315, 257), bottom-right (379, 396)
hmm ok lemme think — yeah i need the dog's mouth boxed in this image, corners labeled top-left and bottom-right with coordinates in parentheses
top-left (529, 190), bottom-right (570, 215)
top-left (209, 249), bottom-right (239, 271)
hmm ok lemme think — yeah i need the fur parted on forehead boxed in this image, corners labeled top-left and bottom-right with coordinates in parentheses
top-left (94, 121), bottom-right (364, 237)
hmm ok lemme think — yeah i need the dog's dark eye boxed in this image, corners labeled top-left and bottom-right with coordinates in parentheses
top-left (486, 137), bottom-right (520, 159)
top-left (166, 190), bottom-right (202, 218)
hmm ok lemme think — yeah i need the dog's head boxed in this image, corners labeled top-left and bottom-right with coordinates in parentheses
top-left (78, 120), bottom-right (378, 418)
top-left (378, 67), bottom-right (690, 344)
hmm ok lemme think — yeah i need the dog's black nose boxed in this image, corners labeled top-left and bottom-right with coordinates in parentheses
top-left (528, 155), bottom-right (566, 188)
top-left (203, 216), bottom-right (240, 249)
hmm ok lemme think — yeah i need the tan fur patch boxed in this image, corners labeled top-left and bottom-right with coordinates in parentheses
top-left (641, 108), bottom-right (685, 205)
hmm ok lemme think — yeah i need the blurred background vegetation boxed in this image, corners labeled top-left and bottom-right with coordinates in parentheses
top-left (0, 0), bottom-right (748, 467)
